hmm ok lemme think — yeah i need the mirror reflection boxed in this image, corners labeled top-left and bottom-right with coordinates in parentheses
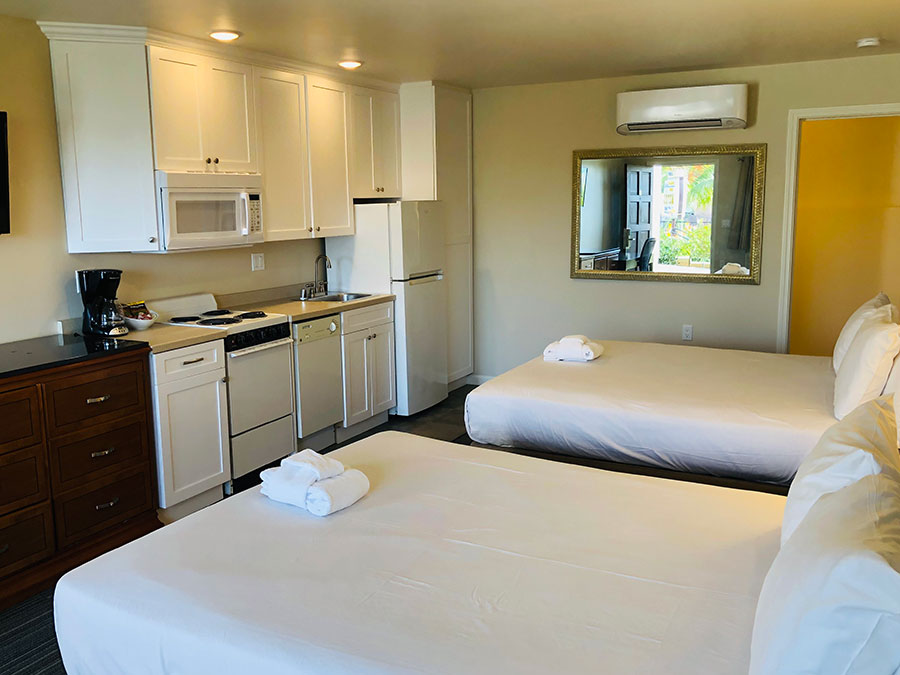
top-left (572, 144), bottom-right (765, 283)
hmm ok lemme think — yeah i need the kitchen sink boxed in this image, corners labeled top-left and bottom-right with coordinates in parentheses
top-left (305, 292), bottom-right (372, 302)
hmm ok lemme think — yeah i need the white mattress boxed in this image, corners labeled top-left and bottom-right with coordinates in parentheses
top-left (466, 341), bottom-right (837, 483)
top-left (55, 432), bottom-right (784, 675)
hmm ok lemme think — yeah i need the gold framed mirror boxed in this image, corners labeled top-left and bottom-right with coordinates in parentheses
top-left (571, 143), bottom-right (766, 283)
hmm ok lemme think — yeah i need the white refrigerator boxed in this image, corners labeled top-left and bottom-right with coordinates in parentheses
top-left (326, 202), bottom-right (448, 415)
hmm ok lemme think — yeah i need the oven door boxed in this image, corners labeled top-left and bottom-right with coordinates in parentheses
top-left (225, 337), bottom-right (294, 436)
top-left (160, 189), bottom-right (250, 250)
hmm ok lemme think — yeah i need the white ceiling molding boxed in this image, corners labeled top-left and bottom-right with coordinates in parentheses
top-left (37, 21), bottom-right (400, 92)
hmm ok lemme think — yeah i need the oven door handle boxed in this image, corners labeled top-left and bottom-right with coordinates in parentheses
top-left (227, 337), bottom-right (294, 359)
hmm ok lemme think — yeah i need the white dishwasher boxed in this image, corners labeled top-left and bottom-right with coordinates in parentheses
top-left (293, 315), bottom-right (344, 439)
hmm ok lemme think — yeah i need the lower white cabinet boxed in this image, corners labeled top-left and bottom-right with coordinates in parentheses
top-left (341, 313), bottom-right (396, 428)
top-left (151, 341), bottom-right (230, 508)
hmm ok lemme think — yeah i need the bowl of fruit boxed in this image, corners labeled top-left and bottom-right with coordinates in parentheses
top-left (122, 302), bottom-right (158, 331)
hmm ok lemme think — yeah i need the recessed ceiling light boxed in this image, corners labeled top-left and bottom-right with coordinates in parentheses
top-left (209, 30), bottom-right (241, 42)
top-left (856, 37), bottom-right (881, 48)
top-left (338, 60), bottom-right (363, 70)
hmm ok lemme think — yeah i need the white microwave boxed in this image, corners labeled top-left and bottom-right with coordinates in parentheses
top-left (156, 171), bottom-right (263, 251)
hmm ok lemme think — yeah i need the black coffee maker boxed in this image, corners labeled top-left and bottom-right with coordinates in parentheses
top-left (77, 269), bottom-right (128, 337)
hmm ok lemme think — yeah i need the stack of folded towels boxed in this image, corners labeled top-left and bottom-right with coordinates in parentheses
top-left (543, 334), bottom-right (604, 362)
top-left (260, 449), bottom-right (370, 516)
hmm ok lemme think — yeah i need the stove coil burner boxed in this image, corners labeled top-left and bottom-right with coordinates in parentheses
top-left (202, 309), bottom-right (233, 317)
top-left (236, 311), bottom-right (267, 319)
top-left (170, 316), bottom-right (201, 323)
top-left (198, 317), bottom-right (242, 326)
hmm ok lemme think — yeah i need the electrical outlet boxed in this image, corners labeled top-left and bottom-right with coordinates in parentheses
top-left (251, 253), bottom-right (265, 271)
top-left (682, 324), bottom-right (693, 341)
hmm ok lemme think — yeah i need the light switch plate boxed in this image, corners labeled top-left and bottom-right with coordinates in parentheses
top-left (251, 253), bottom-right (265, 271)
top-left (682, 324), bottom-right (693, 341)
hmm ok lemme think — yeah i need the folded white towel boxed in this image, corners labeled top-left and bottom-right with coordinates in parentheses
top-left (306, 469), bottom-right (370, 516)
top-left (281, 448), bottom-right (344, 481)
top-left (259, 467), bottom-right (315, 509)
top-left (543, 339), bottom-right (604, 362)
top-left (560, 334), bottom-right (590, 346)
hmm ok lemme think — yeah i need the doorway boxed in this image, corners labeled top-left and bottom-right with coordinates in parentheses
top-left (787, 115), bottom-right (900, 355)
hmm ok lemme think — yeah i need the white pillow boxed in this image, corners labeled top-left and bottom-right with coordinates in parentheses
top-left (750, 473), bottom-right (900, 675)
top-left (781, 395), bottom-right (900, 546)
top-left (884, 355), bottom-right (900, 396)
top-left (833, 306), bottom-right (900, 420)
top-left (833, 293), bottom-right (891, 372)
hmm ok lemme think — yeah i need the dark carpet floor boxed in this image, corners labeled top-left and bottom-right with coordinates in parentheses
top-left (0, 385), bottom-right (476, 675)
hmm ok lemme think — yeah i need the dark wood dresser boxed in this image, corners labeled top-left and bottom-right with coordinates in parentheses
top-left (0, 335), bottom-right (160, 610)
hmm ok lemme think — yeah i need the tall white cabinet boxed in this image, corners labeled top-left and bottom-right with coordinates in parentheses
top-left (400, 82), bottom-right (474, 384)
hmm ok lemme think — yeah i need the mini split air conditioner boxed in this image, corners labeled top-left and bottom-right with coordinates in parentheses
top-left (616, 84), bottom-right (748, 134)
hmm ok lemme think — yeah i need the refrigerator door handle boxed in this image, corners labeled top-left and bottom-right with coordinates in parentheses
top-left (408, 275), bottom-right (443, 286)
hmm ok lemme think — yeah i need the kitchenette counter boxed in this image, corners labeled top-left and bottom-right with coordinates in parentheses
top-left (131, 323), bottom-right (224, 354)
top-left (234, 293), bottom-right (395, 323)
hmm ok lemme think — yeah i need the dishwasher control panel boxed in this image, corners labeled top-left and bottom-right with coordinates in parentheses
top-left (294, 315), bottom-right (341, 343)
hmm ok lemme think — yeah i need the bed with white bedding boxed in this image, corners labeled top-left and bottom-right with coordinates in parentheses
top-left (465, 340), bottom-right (838, 484)
top-left (55, 431), bottom-right (784, 675)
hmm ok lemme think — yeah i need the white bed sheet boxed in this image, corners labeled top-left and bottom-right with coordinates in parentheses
top-left (55, 432), bottom-right (784, 675)
top-left (466, 340), bottom-right (837, 483)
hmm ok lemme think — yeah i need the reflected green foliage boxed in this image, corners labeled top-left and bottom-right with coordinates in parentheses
top-left (658, 223), bottom-right (712, 265)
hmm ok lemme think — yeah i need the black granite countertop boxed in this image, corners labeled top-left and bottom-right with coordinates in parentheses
top-left (0, 334), bottom-right (149, 379)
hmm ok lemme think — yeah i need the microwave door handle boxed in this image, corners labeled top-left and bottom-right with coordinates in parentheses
top-left (240, 194), bottom-right (249, 236)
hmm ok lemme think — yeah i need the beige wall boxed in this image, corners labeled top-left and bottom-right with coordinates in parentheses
top-left (472, 53), bottom-right (900, 377)
top-left (0, 15), bottom-right (321, 343)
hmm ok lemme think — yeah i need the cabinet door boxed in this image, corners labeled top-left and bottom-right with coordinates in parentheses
top-left (254, 67), bottom-right (312, 241)
top-left (446, 242), bottom-right (474, 381)
top-left (435, 85), bottom-right (473, 246)
top-left (148, 46), bottom-right (208, 172)
top-left (153, 369), bottom-right (229, 508)
top-left (307, 76), bottom-right (354, 237)
top-left (369, 323), bottom-right (396, 415)
top-left (350, 88), bottom-right (377, 198)
top-left (373, 91), bottom-right (401, 198)
top-left (203, 57), bottom-right (257, 173)
top-left (341, 329), bottom-right (372, 427)
top-left (50, 42), bottom-right (159, 252)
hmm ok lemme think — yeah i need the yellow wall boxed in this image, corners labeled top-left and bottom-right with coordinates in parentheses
top-left (473, 52), bottom-right (900, 377)
top-left (0, 15), bottom-right (321, 343)
top-left (789, 117), bottom-right (900, 355)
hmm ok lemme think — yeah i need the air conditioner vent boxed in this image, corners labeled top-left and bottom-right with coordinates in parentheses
top-left (616, 85), bottom-right (748, 135)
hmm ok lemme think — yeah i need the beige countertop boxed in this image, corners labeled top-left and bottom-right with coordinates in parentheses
top-left (130, 322), bottom-right (224, 354)
top-left (134, 294), bottom-right (394, 353)
top-left (233, 293), bottom-right (395, 322)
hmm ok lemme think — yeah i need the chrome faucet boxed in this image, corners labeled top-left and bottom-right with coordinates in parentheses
top-left (314, 254), bottom-right (331, 296)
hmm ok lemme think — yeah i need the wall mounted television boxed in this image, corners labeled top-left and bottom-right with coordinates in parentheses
top-left (0, 112), bottom-right (7, 235)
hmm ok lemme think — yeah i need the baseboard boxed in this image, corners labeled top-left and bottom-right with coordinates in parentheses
top-left (448, 376), bottom-right (470, 391)
top-left (158, 486), bottom-right (224, 524)
top-left (465, 374), bottom-right (492, 386)
top-left (298, 426), bottom-right (337, 452)
top-left (335, 412), bottom-right (389, 444)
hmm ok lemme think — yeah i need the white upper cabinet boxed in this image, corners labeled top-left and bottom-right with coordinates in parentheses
top-left (48, 41), bottom-right (160, 253)
top-left (307, 76), bottom-right (354, 237)
top-left (253, 67), bottom-right (312, 241)
top-left (148, 46), bottom-right (257, 173)
top-left (350, 87), bottom-right (401, 198)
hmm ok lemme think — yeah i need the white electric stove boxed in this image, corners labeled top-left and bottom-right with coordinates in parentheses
top-left (149, 294), bottom-right (296, 489)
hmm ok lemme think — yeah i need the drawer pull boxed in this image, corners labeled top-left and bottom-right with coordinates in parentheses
top-left (182, 357), bottom-right (205, 366)
top-left (86, 395), bottom-right (110, 405)
top-left (0, 544), bottom-right (8, 555)
top-left (90, 446), bottom-right (116, 459)
top-left (95, 497), bottom-right (120, 511)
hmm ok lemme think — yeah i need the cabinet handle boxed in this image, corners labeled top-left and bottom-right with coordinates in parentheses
top-left (316, 226), bottom-right (321, 232)
top-left (372, 332), bottom-right (377, 339)
top-left (91, 446), bottom-right (116, 459)
top-left (214, 157), bottom-right (219, 164)
top-left (86, 395), bottom-right (110, 405)
top-left (307, 227), bottom-right (313, 233)
top-left (0, 544), bottom-right (8, 555)
top-left (95, 497), bottom-right (120, 511)
top-left (182, 357), bottom-right (205, 366)
top-left (206, 157), bottom-right (212, 164)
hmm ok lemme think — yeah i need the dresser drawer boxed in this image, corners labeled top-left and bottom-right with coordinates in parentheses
top-left (0, 445), bottom-right (48, 516)
top-left (45, 361), bottom-right (145, 435)
top-left (0, 386), bottom-right (42, 455)
top-left (55, 468), bottom-right (153, 549)
top-left (0, 503), bottom-right (54, 580)
top-left (50, 415), bottom-right (149, 492)
top-left (152, 340), bottom-right (225, 386)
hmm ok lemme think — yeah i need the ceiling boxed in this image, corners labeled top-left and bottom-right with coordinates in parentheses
top-left (1, 0), bottom-right (899, 88)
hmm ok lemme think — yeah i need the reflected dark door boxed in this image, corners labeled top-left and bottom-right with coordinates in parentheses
top-left (624, 164), bottom-right (652, 260)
